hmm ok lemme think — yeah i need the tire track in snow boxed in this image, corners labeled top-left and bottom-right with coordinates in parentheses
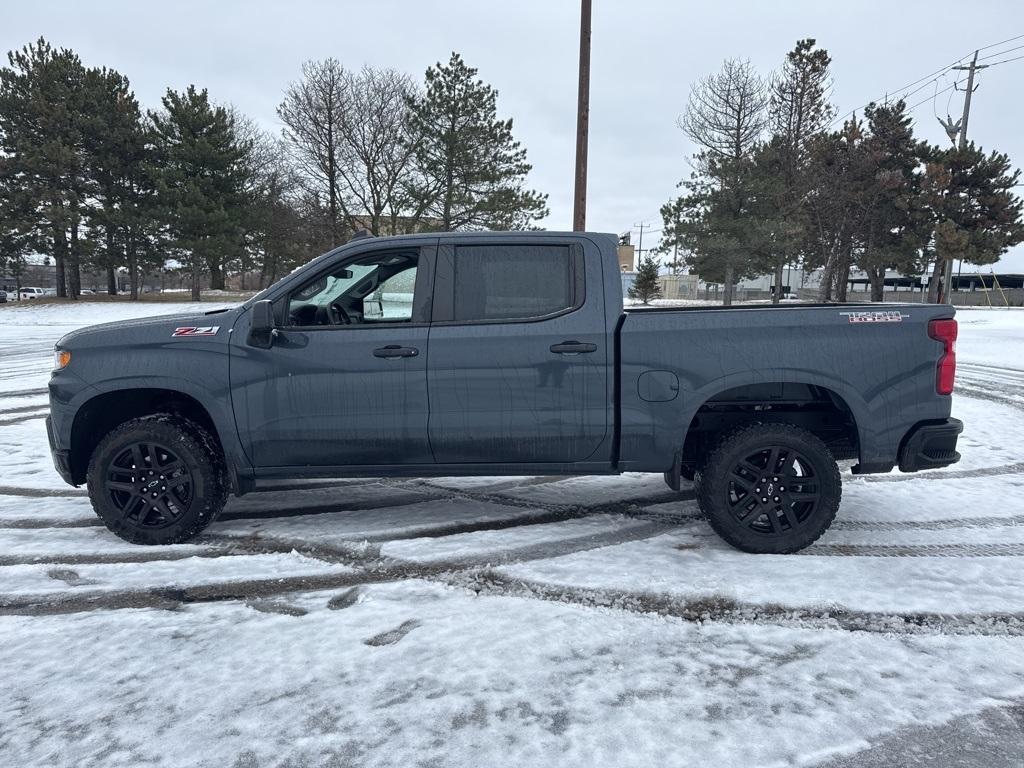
top-left (954, 384), bottom-right (1024, 411)
top-left (0, 519), bottom-right (682, 616)
top-left (803, 542), bottom-right (1024, 558)
top-left (441, 483), bottom-right (695, 517)
top-left (0, 546), bottom-right (249, 567)
top-left (0, 568), bottom-right (388, 616)
top-left (860, 461), bottom-right (1024, 483)
top-left (357, 507), bottom-right (632, 542)
top-left (217, 490), bottom-right (444, 522)
top-left (0, 386), bottom-right (48, 399)
top-left (958, 361), bottom-right (1024, 375)
top-left (0, 486), bottom-right (87, 498)
top-left (0, 517), bottom-right (100, 529)
top-left (450, 571), bottom-right (1024, 638)
top-left (7, 520), bottom-right (1024, 637)
top-left (0, 402), bottom-right (50, 416)
top-left (833, 514), bottom-right (1024, 532)
top-left (0, 412), bottom-right (47, 427)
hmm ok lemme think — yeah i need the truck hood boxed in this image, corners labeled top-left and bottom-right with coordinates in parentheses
top-left (56, 305), bottom-right (242, 349)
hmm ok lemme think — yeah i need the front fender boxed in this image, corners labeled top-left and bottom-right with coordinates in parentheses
top-left (59, 375), bottom-right (252, 492)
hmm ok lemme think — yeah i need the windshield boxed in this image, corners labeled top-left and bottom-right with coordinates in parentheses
top-left (242, 244), bottom-right (350, 308)
top-left (289, 263), bottom-right (378, 311)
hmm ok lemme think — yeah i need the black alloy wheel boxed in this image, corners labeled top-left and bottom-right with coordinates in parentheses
top-left (88, 415), bottom-right (227, 545)
top-left (725, 445), bottom-right (821, 535)
top-left (104, 441), bottom-right (194, 529)
top-left (695, 423), bottom-right (842, 554)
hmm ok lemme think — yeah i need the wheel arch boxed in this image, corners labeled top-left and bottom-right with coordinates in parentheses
top-left (69, 386), bottom-right (237, 488)
top-left (679, 373), bottom-right (869, 470)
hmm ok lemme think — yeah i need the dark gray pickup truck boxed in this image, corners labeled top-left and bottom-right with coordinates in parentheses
top-left (47, 231), bottom-right (962, 553)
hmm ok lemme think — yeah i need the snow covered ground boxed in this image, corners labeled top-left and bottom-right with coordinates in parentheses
top-left (1, 301), bottom-right (1023, 767)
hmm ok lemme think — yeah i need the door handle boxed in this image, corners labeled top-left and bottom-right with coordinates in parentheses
top-left (550, 340), bottom-right (597, 355)
top-left (373, 345), bottom-right (419, 359)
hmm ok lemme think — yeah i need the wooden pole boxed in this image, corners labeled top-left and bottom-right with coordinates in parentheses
top-left (572, 0), bottom-right (592, 231)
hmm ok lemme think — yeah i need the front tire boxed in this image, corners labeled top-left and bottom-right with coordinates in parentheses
top-left (696, 423), bottom-right (841, 554)
top-left (87, 415), bottom-right (227, 545)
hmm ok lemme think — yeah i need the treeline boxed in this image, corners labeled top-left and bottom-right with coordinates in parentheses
top-left (0, 40), bottom-right (548, 299)
top-left (660, 39), bottom-right (1024, 304)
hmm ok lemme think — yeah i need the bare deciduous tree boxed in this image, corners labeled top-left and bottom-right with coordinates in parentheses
top-left (678, 58), bottom-right (768, 163)
top-left (336, 66), bottom-right (418, 235)
top-left (278, 59), bottom-right (346, 246)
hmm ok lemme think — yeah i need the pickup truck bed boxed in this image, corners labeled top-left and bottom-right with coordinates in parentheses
top-left (619, 301), bottom-right (954, 476)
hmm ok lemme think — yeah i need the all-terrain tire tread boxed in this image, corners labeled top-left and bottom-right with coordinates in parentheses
top-left (86, 414), bottom-right (228, 545)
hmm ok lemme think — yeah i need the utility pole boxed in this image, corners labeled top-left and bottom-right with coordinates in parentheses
top-left (938, 50), bottom-right (987, 303)
top-left (572, 0), bottom-right (592, 232)
top-left (634, 222), bottom-right (648, 264)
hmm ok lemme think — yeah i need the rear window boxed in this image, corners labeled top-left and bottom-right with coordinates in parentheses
top-left (453, 244), bottom-right (575, 322)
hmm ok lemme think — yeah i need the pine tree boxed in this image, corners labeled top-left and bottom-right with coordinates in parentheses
top-left (763, 39), bottom-right (835, 303)
top-left (0, 170), bottom-right (34, 295)
top-left (81, 65), bottom-right (150, 295)
top-left (629, 255), bottom-right (663, 304)
top-left (920, 142), bottom-right (1024, 302)
top-left (405, 53), bottom-right (548, 230)
top-left (856, 101), bottom-right (930, 301)
top-left (150, 86), bottom-right (249, 298)
top-left (661, 58), bottom-right (767, 305)
top-left (802, 120), bottom-right (869, 301)
top-left (661, 154), bottom-right (762, 301)
top-left (0, 38), bottom-right (91, 298)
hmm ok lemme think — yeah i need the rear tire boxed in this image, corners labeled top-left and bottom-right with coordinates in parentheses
top-left (87, 415), bottom-right (227, 545)
top-left (696, 423), bottom-right (841, 554)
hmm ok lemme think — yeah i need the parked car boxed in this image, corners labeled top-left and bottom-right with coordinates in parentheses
top-left (19, 287), bottom-right (46, 300)
top-left (48, 231), bottom-right (962, 553)
top-left (0, 289), bottom-right (7, 303)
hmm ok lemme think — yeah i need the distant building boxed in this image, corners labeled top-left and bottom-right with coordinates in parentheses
top-left (736, 267), bottom-right (818, 296)
top-left (660, 273), bottom-right (700, 299)
top-left (616, 244), bottom-right (635, 272)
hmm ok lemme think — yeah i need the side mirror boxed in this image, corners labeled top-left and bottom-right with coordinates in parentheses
top-left (247, 300), bottom-right (277, 348)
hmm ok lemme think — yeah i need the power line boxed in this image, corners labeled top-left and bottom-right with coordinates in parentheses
top-left (826, 32), bottom-right (1024, 128)
top-left (907, 78), bottom-right (966, 114)
top-left (978, 43), bottom-right (1024, 61)
top-left (983, 53), bottom-right (1024, 67)
top-left (977, 32), bottom-right (1024, 52)
top-left (945, 75), bottom-right (958, 115)
top-left (826, 57), bottom-right (965, 128)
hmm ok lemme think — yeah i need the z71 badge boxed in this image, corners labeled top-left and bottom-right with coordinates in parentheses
top-left (172, 326), bottom-right (220, 337)
top-left (839, 311), bottom-right (909, 324)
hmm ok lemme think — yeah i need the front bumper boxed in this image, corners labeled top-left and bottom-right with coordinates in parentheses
top-left (46, 416), bottom-right (75, 486)
top-left (898, 418), bottom-right (963, 472)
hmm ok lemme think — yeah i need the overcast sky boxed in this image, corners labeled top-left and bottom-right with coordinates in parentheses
top-left (4, 0), bottom-right (1024, 271)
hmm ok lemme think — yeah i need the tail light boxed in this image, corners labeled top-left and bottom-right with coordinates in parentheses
top-left (928, 318), bottom-right (957, 395)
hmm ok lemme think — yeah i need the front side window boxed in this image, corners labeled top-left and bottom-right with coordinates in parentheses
top-left (453, 244), bottom-right (575, 322)
top-left (286, 250), bottom-right (418, 327)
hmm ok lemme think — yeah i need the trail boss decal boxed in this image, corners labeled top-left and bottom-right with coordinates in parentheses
top-left (172, 326), bottom-right (220, 337)
top-left (839, 311), bottom-right (909, 324)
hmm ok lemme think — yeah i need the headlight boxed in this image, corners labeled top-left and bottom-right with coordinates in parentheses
top-left (54, 349), bottom-right (71, 370)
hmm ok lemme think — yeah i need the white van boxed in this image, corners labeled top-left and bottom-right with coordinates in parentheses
top-left (19, 287), bottom-right (46, 300)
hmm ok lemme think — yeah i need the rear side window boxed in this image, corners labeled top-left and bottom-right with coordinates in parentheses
top-left (453, 244), bottom-right (576, 322)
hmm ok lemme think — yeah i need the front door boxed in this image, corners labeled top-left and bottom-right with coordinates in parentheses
top-left (426, 239), bottom-right (609, 465)
top-left (231, 243), bottom-right (435, 468)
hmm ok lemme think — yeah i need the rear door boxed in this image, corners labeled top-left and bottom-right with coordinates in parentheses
top-left (426, 237), bottom-right (608, 464)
